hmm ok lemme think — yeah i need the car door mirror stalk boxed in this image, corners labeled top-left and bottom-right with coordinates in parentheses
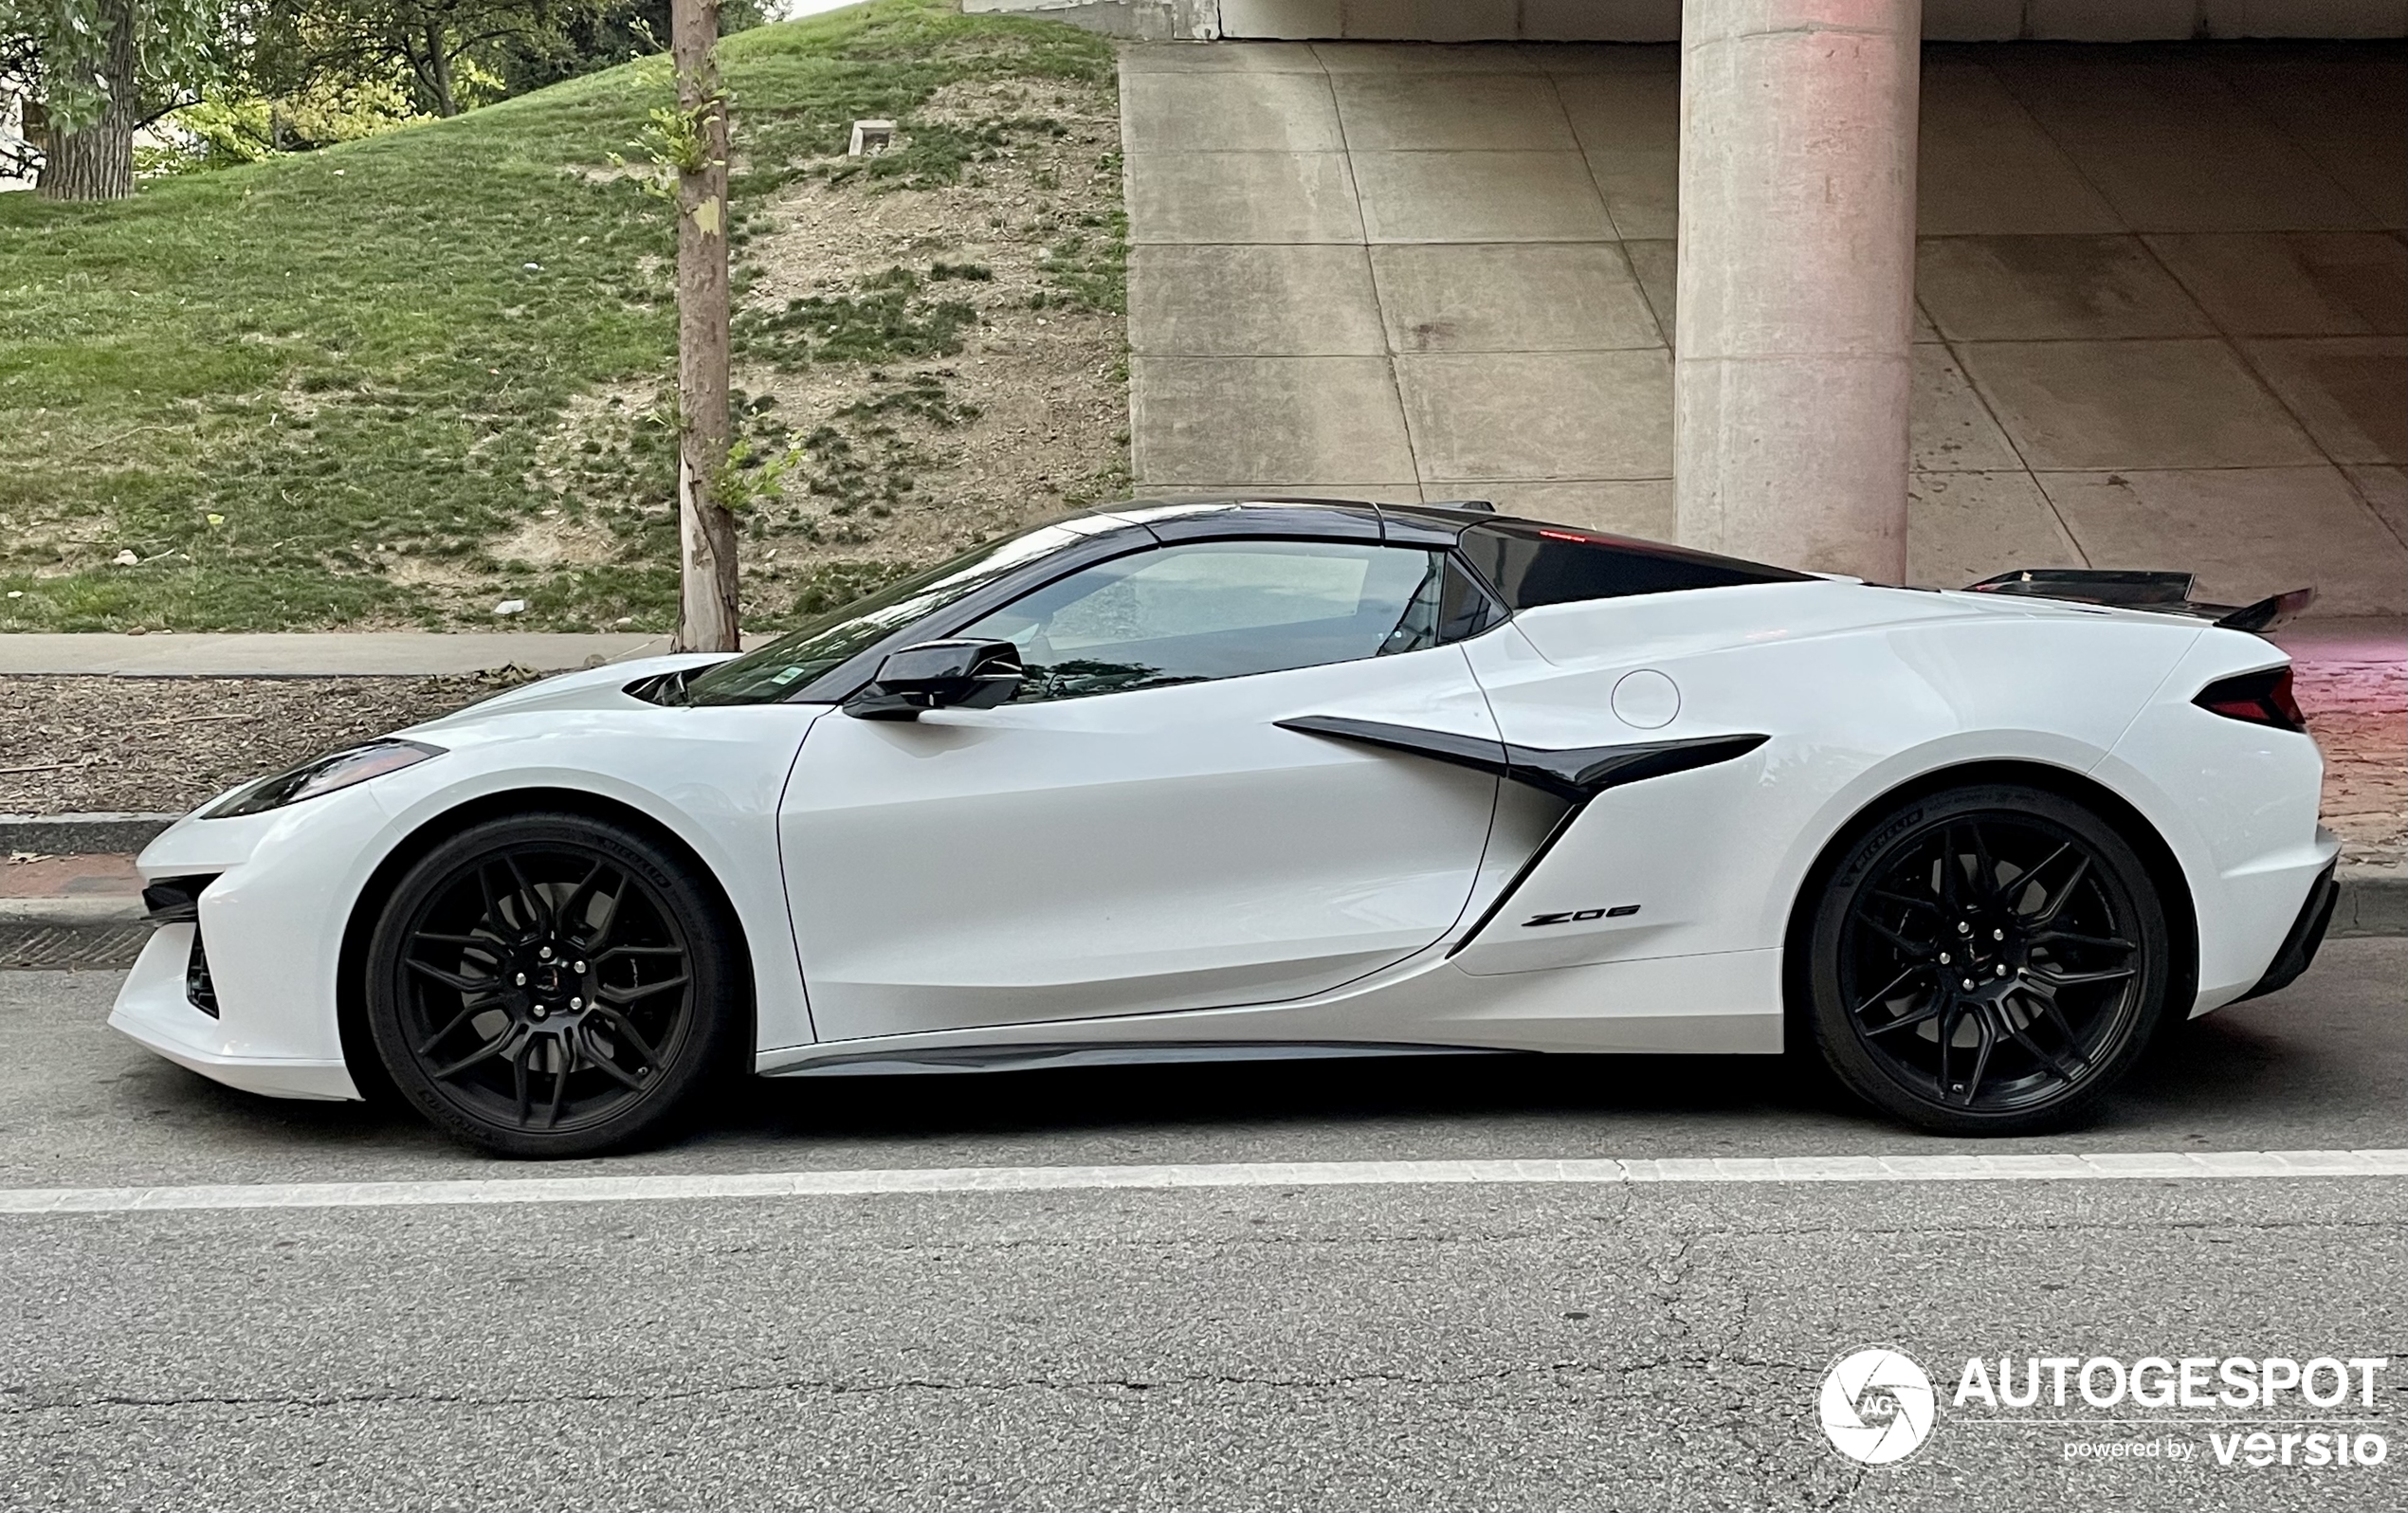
top-left (845, 639), bottom-right (1026, 720)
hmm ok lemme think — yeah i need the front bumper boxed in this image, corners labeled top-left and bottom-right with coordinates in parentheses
top-left (108, 922), bottom-right (360, 1100)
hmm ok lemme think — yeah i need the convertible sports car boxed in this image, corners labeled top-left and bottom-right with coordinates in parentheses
top-left (110, 499), bottom-right (2339, 1156)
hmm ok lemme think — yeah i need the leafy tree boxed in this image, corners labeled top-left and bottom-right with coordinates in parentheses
top-left (487, 0), bottom-right (764, 97)
top-left (0, 0), bottom-right (226, 198)
top-left (247, 0), bottom-right (607, 118)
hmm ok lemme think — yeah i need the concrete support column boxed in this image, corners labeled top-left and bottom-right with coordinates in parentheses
top-left (1673, 0), bottom-right (1919, 580)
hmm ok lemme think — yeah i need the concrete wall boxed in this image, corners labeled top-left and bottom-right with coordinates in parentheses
top-left (977, 0), bottom-right (2408, 39)
top-left (1121, 41), bottom-right (2408, 610)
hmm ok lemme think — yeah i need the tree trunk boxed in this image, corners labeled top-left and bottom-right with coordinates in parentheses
top-left (426, 23), bottom-right (459, 117)
top-left (36, 0), bottom-right (138, 202)
top-left (671, 0), bottom-right (739, 653)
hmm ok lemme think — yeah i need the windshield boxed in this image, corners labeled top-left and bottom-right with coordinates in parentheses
top-left (683, 519), bottom-right (1110, 705)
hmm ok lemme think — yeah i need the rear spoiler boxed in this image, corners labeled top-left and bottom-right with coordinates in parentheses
top-left (1964, 570), bottom-right (2315, 634)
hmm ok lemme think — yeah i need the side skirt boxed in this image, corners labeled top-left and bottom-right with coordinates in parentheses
top-left (766, 1039), bottom-right (1520, 1078)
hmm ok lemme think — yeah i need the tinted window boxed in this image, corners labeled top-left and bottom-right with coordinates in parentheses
top-left (961, 540), bottom-right (1450, 702)
top-left (1458, 520), bottom-right (1808, 611)
top-left (684, 520), bottom-right (1106, 705)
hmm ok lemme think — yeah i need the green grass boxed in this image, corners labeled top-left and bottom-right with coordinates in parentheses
top-left (0, 0), bottom-right (1116, 631)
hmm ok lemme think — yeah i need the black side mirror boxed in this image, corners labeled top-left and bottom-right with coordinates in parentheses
top-left (844, 639), bottom-right (1025, 720)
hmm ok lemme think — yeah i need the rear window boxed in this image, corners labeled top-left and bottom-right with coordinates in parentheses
top-left (1457, 521), bottom-right (1809, 611)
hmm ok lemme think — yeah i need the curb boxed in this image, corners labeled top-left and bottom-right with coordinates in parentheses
top-left (0, 898), bottom-right (147, 925)
top-left (2332, 865), bottom-right (2406, 939)
top-left (1, 813), bottom-right (182, 855)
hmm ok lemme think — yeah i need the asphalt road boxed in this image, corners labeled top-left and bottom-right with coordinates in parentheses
top-left (2, 941), bottom-right (2402, 1511)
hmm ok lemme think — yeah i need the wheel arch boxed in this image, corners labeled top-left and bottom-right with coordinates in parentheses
top-left (335, 786), bottom-right (758, 1101)
top-left (1778, 758), bottom-right (2198, 1039)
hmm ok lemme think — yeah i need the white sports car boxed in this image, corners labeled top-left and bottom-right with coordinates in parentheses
top-left (111, 500), bottom-right (2339, 1156)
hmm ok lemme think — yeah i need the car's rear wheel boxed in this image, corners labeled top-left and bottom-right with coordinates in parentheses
top-left (1803, 783), bottom-right (2172, 1136)
top-left (365, 812), bottom-right (740, 1158)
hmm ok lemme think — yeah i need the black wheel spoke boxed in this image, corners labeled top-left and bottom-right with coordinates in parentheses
top-left (598, 975), bottom-right (688, 1006)
top-left (2029, 929), bottom-right (2133, 954)
top-left (405, 957), bottom-right (497, 995)
top-left (593, 944), bottom-right (683, 963)
top-left (2001, 1005), bottom-right (2084, 1083)
top-left (1966, 823), bottom-right (1998, 902)
top-left (580, 879), bottom-right (630, 953)
top-left (588, 1005), bottom-right (660, 1066)
top-left (429, 1023), bottom-right (524, 1083)
top-left (504, 854), bottom-right (555, 939)
top-left (577, 1025), bottom-right (649, 1089)
top-left (1853, 961), bottom-right (1931, 1012)
top-left (1955, 1012), bottom-right (1997, 1105)
top-left (1864, 999), bottom-right (1943, 1037)
top-left (415, 1002), bottom-right (486, 1058)
top-left (2022, 986), bottom-right (2091, 1057)
top-left (1869, 887), bottom-right (1938, 913)
top-left (2027, 854), bottom-right (2092, 928)
top-left (2008, 841), bottom-right (2072, 914)
top-left (1858, 915), bottom-right (1929, 959)
top-left (2027, 964), bottom-right (2135, 989)
top-left (541, 1033), bottom-right (575, 1128)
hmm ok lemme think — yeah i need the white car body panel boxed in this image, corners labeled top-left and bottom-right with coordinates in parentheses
top-left (780, 645), bottom-right (1502, 1040)
top-left (109, 523), bottom-right (2339, 1104)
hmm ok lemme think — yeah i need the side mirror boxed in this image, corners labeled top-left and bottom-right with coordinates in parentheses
top-left (844, 639), bottom-right (1025, 720)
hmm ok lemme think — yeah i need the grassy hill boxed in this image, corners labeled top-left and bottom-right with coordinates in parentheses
top-left (0, 0), bottom-right (1122, 633)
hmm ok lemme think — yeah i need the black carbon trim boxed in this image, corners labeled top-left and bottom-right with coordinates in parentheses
top-left (141, 874), bottom-right (219, 924)
top-left (1274, 715), bottom-right (1509, 779)
top-left (1276, 718), bottom-right (1766, 802)
top-left (1503, 733), bottom-right (1769, 801)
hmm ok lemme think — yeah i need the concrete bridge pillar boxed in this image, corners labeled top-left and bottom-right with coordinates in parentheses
top-left (1673, 0), bottom-right (1920, 580)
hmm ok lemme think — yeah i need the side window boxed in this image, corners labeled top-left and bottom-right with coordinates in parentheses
top-left (960, 539), bottom-right (1452, 702)
top-left (1457, 520), bottom-right (1809, 611)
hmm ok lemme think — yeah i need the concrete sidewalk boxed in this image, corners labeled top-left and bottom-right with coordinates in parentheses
top-left (0, 631), bottom-right (776, 678)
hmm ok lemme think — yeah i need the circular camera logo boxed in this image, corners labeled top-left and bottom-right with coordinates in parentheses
top-left (1819, 1348), bottom-right (1937, 1465)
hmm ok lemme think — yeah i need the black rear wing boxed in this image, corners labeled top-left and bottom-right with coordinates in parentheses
top-left (1964, 570), bottom-right (2314, 634)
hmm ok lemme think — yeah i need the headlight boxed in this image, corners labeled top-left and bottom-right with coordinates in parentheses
top-left (203, 739), bottom-right (444, 819)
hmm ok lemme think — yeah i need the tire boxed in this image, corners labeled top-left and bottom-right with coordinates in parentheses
top-left (1802, 783), bottom-right (2173, 1137)
top-left (365, 812), bottom-right (742, 1158)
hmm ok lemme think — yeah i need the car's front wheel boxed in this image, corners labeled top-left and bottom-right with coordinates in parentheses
top-left (1803, 783), bottom-right (2173, 1136)
top-left (365, 812), bottom-right (741, 1158)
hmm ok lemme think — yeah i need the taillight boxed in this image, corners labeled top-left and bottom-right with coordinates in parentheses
top-left (2194, 667), bottom-right (2308, 733)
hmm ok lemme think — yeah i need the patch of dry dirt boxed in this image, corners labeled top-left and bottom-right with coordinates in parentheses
top-left (0, 675), bottom-right (537, 816)
top-left (722, 71), bottom-right (1129, 603)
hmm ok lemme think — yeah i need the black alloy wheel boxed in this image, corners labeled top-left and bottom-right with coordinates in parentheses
top-left (1804, 784), bottom-right (2172, 1135)
top-left (365, 813), bottom-right (740, 1158)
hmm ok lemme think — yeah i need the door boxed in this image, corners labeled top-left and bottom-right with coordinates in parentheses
top-left (780, 538), bottom-right (1504, 1043)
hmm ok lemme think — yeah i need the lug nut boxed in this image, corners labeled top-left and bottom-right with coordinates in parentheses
top-left (1993, 928), bottom-right (2005, 941)
top-left (1939, 952), bottom-right (1952, 965)
top-left (514, 972), bottom-right (528, 987)
top-left (538, 945), bottom-right (554, 961)
top-left (1961, 978), bottom-right (1976, 990)
top-left (532, 1005), bottom-right (548, 1020)
top-left (1958, 921), bottom-right (1972, 936)
top-left (570, 996), bottom-right (583, 1010)
top-left (1995, 964), bottom-right (2006, 976)
top-left (573, 960), bottom-right (587, 974)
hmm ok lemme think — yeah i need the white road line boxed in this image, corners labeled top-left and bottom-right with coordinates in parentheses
top-left (3, 1149), bottom-right (2406, 1214)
